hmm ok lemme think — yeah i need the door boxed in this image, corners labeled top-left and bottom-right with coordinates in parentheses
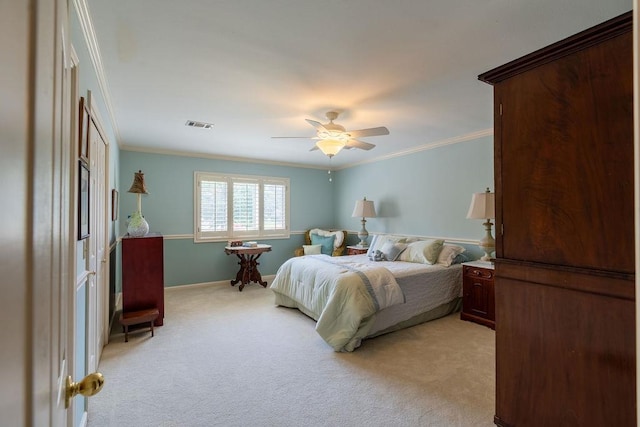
top-left (87, 114), bottom-right (109, 374)
top-left (1, 0), bottom-right (73, 425)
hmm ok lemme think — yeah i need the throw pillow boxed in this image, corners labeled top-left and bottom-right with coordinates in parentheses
top-left (380, 240), bottom-right (408, 261)
top-left (302, 244), bottom-right (322, 255)
top-left (310, 233), bottom-right (336, 255)
top-left (437, 244), bottom-right (466, 267)
top-left (309, 229), bottom-right (344, 249)
top-left (399, 239), bottom-right (444, 264)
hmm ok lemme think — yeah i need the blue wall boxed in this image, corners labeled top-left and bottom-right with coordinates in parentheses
top-left (334, 137), bottom-right (494, 241)
top-left (119, 151), bottom-right (334, 286)
top-left (118, 137), bottom-right (493, 287)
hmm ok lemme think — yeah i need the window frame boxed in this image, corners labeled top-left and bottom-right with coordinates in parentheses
top-left (194, 171), bottom-right (290, 243)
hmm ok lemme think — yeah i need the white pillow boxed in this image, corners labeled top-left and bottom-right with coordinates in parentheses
top-left (437, 244), bottom-right (465, 267)
top-left (380, 241), bottom-right (408, 261)
top-left (398, 239), bottom-right (444, 264)
top-left (366, 234), bottom-right (407, 257)
top-left (309, 228), bottom-right (344, 249)
top-left (303, 244), bottom-right (322, 255)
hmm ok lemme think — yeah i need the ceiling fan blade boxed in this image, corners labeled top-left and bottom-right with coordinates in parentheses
top-left (309, 145), bottom-right (319, 151)
top-left (306, 119), bottom-right (328, 132)
top-left (346, 139), bottom-right (376, 150)
top-left (347, 126), bottom-right (389, 138)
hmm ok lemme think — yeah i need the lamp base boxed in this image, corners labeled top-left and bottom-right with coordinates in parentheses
top-left (357, 218), bottom-right (369, 247)
top-left (127, 211), bottom-right (149, 237)
top-left (478, 219), bottom-right (495, 262)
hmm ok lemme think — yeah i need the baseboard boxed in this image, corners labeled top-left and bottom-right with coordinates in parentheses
top-left (164, 275), bottom-right (276, 291)
top-left (107, 292), bottom-right (122, 342)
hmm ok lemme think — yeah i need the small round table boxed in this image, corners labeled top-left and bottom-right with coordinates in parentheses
top-left (224, 244), bottom-right (272, 291)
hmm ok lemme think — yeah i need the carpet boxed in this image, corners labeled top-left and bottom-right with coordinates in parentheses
top-left (88, 282), bottom-right (495, 427)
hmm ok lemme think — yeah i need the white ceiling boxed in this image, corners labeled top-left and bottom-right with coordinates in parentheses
top-left (85, 0), bottom-right (631, 169)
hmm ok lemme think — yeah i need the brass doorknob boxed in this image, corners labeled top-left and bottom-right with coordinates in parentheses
top-left (65, 372), bottom-right (104, 408)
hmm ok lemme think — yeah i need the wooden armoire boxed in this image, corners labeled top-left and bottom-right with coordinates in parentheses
top-left (479, 12), bottom-right (634, 426)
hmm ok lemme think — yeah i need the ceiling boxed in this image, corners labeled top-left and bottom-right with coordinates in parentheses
top-left (85, 0), bottom-right (631, 169)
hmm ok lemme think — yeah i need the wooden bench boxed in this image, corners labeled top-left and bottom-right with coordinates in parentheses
top-left (119, 308), bottom-right (159, 342)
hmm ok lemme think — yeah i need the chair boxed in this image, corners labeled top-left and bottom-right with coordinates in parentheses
top-left (294, 229), bottom-right (348, 257)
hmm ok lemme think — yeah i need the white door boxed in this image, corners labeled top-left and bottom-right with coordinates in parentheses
top-left (0, 1), bottom-right (103, 426)
top-left (88, 115), bottom-right (109, 374)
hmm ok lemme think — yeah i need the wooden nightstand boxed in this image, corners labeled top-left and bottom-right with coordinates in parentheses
top-left (346, 245), bottom-right (368, 255)
top-left (460, 261), bottom-right (495, 329)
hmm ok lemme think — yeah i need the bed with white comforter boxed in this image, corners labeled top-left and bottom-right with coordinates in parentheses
top-left (270, 253), bottom-right (463, 351)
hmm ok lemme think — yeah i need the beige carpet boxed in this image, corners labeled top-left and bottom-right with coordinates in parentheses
top-left (88, 282), bottom-right (495, 427)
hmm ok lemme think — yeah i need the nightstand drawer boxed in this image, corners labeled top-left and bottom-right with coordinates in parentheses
top-left (463, 265), bottom-right (494, 280)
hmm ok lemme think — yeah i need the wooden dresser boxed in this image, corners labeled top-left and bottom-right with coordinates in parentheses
top-left (479, 12), bottom-right (634, 427)
top-left (122, 233), bottom-right (165, 326)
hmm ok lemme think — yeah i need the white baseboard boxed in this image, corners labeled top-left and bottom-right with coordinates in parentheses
top-left (164, 275), bottom-right (276, 291)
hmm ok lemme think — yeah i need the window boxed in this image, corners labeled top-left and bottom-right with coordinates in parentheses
top-left (195, 172), bottom-right (289, 242)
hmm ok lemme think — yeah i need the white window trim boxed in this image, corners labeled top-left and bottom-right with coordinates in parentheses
top-left (194, 171), bottom-right (290, 243)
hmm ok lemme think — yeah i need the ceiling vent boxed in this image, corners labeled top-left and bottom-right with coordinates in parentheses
top-left (185, 120), bottom-right (214, 129)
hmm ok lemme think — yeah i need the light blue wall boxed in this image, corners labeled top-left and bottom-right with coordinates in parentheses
top-left (119, 137), bottom-right (493, 288)
top-left (334, 137), bottom-right (494, 258)
top-left (119, 151), bottom-right (334, 286)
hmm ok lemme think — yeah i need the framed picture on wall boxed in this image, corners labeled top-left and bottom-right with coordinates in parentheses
top-left (111, 189), bottom-right (118, 221)
top-left (78, 160), bottom-right (90, 240)
top-left (78, 96), bottom-right (90, 162)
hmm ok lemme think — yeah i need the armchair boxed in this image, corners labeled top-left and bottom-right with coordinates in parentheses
top-left (294, 229), bottom-right (348, 257)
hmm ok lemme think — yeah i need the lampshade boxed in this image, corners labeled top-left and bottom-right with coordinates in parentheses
top-left (466, 188), bottom-right (495, 219)
top-left (128, 170), bottom-right (149, 194)
top-left (316, 139), bottom-right (345, 158)
top-left (352, 197), bottom-right (376, 218)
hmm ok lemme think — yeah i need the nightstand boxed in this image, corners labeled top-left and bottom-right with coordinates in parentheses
top-left (346, 245), bottom-right (368, 255)
top-left (460, 261), bottom-right (495, 329)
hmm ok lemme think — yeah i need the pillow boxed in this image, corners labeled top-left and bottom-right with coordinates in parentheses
top-left (310, 233), bottom-right (336, 255)
top-left (366, 234), bottom-right (407, 257)
top-left (380, 240), bottom-right (408, 261)
top-left (398, 239), bottom-right (444, 264)
top-left (302, 244), bottom-right (322, 255)
top-left (452, 253), bottom-right (470, 264)
top-left (437, 244), bottom-right (466, 267)
top-left (309, 229), bottom-right (344, 249)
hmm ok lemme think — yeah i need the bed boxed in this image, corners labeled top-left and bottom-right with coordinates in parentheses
top-left (270, 236), bottom-right (465, 351)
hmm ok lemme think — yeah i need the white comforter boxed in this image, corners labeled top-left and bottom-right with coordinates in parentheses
top-left (270, 255), bottom-right (405, 351)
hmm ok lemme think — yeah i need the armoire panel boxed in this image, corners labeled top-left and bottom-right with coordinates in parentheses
top-left (496, 30), bottom-right (633, 273)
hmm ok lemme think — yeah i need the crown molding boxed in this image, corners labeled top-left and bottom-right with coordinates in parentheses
top-left (120, 145), bottom-right (331, 170)
top-left (335, 128), bottom-right (494, 170)
top-left (73, 0), bottom-right (121, 145)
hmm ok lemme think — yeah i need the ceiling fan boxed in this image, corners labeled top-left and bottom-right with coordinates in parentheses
top-left (272, 111), bottom-right (390, 158)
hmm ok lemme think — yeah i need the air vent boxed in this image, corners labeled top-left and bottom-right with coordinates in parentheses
top-left (185, 120), bottom-right (214, 129)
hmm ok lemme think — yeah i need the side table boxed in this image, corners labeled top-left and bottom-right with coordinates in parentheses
top-left (224, 244), bottom-right (272, 291)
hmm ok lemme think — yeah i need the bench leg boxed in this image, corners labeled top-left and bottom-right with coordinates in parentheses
top-left (151, 321), bottom-right (155, 337)
top-left (124, 325), bottom-right (129, 342)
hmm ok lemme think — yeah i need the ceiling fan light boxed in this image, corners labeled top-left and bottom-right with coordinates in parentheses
top-left (316, 139), bottom-right (345, 157)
